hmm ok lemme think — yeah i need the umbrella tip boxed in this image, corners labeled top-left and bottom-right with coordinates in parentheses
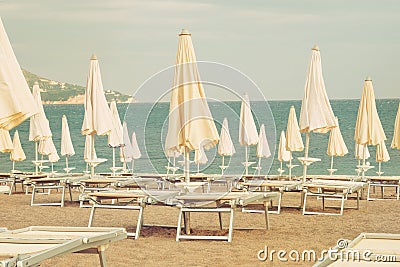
top-left (365, 76), bottom-right (372, 81)
top-left (312, 45), bottom-right (320, 51)
top-left (91, 54), bottom-right (97, 60)
top-left (179, 29), bottom-right (191, 36)
top-left (34, 81), bottom-right (39, 85)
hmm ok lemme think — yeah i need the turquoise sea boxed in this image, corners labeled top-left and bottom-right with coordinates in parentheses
top-left (1, 99), bottom-right (399, 177)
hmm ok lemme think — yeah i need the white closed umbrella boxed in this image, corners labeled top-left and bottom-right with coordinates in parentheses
top-left (165, 29), bottom-right (219, 183)
top-left (131, 132), bottom-right (141, 173)
top-left (354, 77), bottom-right (386, 178)
top-left (29, 82), bottom-right (52, 174)
top-left (0, 128), bottom-right (13, 153)
top-left (254, 124), bottom-right (271, 175)
top-left (194, 146), bottom-right (208, 174)
top-left (239, 93), bottom-right (259, 175)
top-left (286, 106), bottom-right (304, 179)
top-left (218, 118), bottom-right (235, 174)
top-left (38, 137), bottom-right (59, 173)
top-left (391, 102), bottom-right (400, 149)
top-left (120, 121), bottom-right (134, 171)
top-left (0, 18), bottom-right (37, 130)
top-left (61, 115), bottom-right (75, 173)
top-left (327, 117), bottom-right (348, 175)
top-left (376, 141), bottom-right (390, 176)
top-left (299, 45), bottom-right (336, 182)
top-left (81, 55), bottom-right (114, 177)
top-left (10, 130), bottom-right (25, 171)
top-left (108, 100), bottom-right (124, 174)
top-left (277, 131), bottom-right (291, 175)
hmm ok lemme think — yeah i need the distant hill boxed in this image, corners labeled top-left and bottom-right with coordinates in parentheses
top-left (22, 69), bottom-right (134, 104)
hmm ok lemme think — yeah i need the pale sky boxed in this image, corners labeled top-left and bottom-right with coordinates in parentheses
top-left (1, 0), bottom-right (399, 101)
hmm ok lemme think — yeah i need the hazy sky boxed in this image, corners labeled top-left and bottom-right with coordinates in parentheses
top-left (1, 0), bottom-right (399, 101)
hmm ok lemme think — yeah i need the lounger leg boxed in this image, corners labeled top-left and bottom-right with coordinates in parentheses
top-left (176, 208), bottom-right (183, 241)
top-left (216, 200), bottom-right (223, 229)
top-left (276, 192), bottom-right (282, 215)
top-left (135, 206), bottom-right (144, 240)
top-left (68, 185), bottom-right (73, 201)
top-left (367, 183), bottom-right (371, 201)
top-left (322, 195), bottom-right (325, 211)
top-left (61, 186), bottom-right (65, 207)
top-left (184, 211), bottom-right (191, 235)
top-left (302, 191), bottom-right (308, 215)
top-left (98, 245), bottom-right (108, 267)
top-left (30, 186), bottom-right (36, 206)
top-left (356, 191), bottom-right (360, 210)
top-left (88, 206), bottom-right (96, 227)
top-left (397, 185), bottom-right (400, 200)
top-left (340, 195), bottom-right (345, 215)
top-left (227, 208), bottom-right (234, 242)
top-left (264, 202), bottom-right (270, 230)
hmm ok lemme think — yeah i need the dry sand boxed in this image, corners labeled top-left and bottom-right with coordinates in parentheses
top-left (1, 188), bottom-right (400, 267)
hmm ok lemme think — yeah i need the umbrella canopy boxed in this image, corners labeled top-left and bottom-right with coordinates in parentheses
top-left (194, 146), bottom-right (208, 165)
top-left (327, 117), bottom-right (348, 157)
top-left (355, 143), bottom-right (370, 160)
top-left (29, 82), bottom-right (52, 142)
top-left (239, 93), bottom-right (259, 146)
top-left (299, 45), bottom-right (336, 181)
top-left (120, 121), bottom-right (134, 163)
top-left (84, 134), bottom-right (97, 161)
top-left (376, 141), bottom-right (390, 163)
top-left (354, 77), bottom-right (386, 146)
top-left (10, 130), bottom-right (25, 162)
top-left (0, 128), bottom-right (13, 153)
top-left (286, 106), bottom-right (304, 152)
top-left (81, 54), bottom-right (114, 136)
top-left (278, 131), bottom-right (291, 162)
top-left (299, 46), bottom-right (336, 134)
top-left (256, 124), bottom-right (271, 159)
top-left (164, 29), bottom-right (219, 182)
top-left (0, 18), bottom-right (37, 130)
top-left (108, 100), bottom-right (124, 148)
top-left (391, 102), bottom-right (400, 149)
top-left (38, 137), bottom-right (59, 163)
top-left (61, 115), bottom-right (75, 157)
top-left (218, 117), bottom-right (235, 157)
top-left (131, 132), bottom-right (141, 160)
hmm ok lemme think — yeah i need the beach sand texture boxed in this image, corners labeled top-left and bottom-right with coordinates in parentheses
top-left (1, 188), bottom-right (399, 267)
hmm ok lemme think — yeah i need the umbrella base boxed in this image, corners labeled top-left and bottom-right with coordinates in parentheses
top-left (297, 157), bottom-right (321, 166)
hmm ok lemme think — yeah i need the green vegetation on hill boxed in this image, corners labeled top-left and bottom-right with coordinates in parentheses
top-left (22, 69), bottom-right (132, 103)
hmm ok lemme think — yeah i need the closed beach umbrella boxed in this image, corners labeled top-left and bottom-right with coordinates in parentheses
top-left (120, 121), bottom-right (134, 171)
top-left (130, 132), bottom-right (141, 173)
top-left (299, 45), bottom-right (336, 181)
top-left (255, 124), bottom-right (271, 175)
top-left (29, 82), bottom-right (52, 173)
top-left (38, 137), bottom-right (59, 173)
top-left (84, 134), bottom-right (97, 162)
top-left (108, 100), bottom-right (124, 174)
top-left (61, 115), bottom-right (75, 173)
top-left (165, 29), bottom-right (219, 182)
top-left (10, 130), bottom-right (25, 171)
top-left (81, 55), bottom-right (114, 177)
top-left (0, 18), bottom-right (37, 130)
top-left (286, 106), bottom-right (304, 179)
top-left (194, 146), bottom-right (208, 173)
top-left (391, 102), bottom-right (400, 149)
top-left (277, 131), bottom-right (291, 175)
top-left (0, 128), bottom-right (13, 153)
top-left (354, 77), bottom-right (386, 177)
top-left (218, 117), bottom-right (235, 173)
top-left (239, 93), bottom-right (259, 175)
top-left (376, 141), bottom-right (390, 176)
top-left (327, 117), bottom-right (348, 175)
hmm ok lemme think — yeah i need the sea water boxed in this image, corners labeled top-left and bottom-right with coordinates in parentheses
top-left (1, 99), bottom-right (399, 177)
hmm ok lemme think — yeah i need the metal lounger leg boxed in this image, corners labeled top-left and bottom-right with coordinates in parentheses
top-left (176, 207), bottom-right (183, 241)
top-left (98, 245), bottom-right (108, 267)
top-left (227, 208), bottom-right (234, 242)
top-left (264, 202), bottom-right (270, 230)
top-left (340, 195), bottom-right (345, 215)
top-left (61, 186), bottom-right (65, 208)
top-left (302, 191), bottom-right (308, 215)
top-left (134, 206), bottom-right (144, 240)
top-left (88, 205), bottom-right (96, 227)
top-left (30, 186), bottom-right (36, 206)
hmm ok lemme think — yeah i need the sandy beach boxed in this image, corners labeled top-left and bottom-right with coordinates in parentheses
top-left (1, 187), bottom-right (399, 267)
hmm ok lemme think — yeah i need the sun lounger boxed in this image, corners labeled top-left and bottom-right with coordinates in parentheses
top-left (365, 176), bottom-right (400, 200)
top-left (307, 175), bottom-right (363, 182)
top-left (0, 226), bottom-right (127, 267)
top-left (175, 191), bottom-right (280, 242)
top-left (314, 233), bottom-right (400, 266)
top-left (302, 180), bottom-right (365, 215)
top-left (82, 190), bottom-right (180, 239)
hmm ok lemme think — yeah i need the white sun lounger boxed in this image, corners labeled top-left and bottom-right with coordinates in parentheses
top-left (0, 226), bottom-right (127, 267)
top-left (314, 233), bottom-right (400, 266)
top-left (366, 176), bottom-right (400, 201)
top-left (175, 191), bottom-right (280, 242)
top-left (302, 180), bottom-right (365, 216)
top-left (82, 190), bottom-right (180, 239)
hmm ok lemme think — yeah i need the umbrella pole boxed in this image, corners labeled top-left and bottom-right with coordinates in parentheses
top-left (91, 134), bottom-right (95, 179)
top-left (378, 162), bottom-right (382, 176)
top-left (12, 161), bottom-right (15, 172)
top-left (362, 144), bottom-right (366, 180)
top-left (112, 147), bottom-right (116, 175)
top-left (221, 156), bottom-right (225, 175)
top-left (166, 157), bottom-right (170, 175)
top-left (289, 152), bottom-right (292, 180)
top-left (330, 156), bottom-right (334, 175)
top-left (65, 156), bottom-right (69, 173)
top-left (173, 156), bottom-right (177, 175)
top-left (257, 157), bottom-right (261, 175)
top-left (302, 132), bottom-right (310, 183)
top-left (131, 160), bottom-right (134, 174)
top-left (245, 146), bottom-right (249, 175)
top-left (35, 141), bottom-right (38, 174)
top-left (197, 163), bottom-right (200, 174)
top-left (184, 147), bottom-right (190, 183)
